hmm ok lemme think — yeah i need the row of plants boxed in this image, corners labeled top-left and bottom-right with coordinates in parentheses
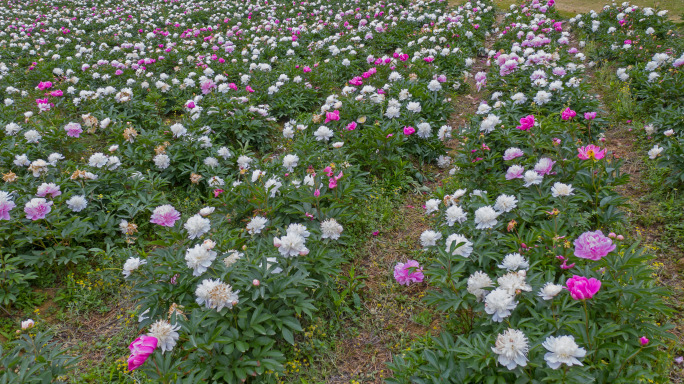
top-left (571, 3), bottom-right (683, 185)
top-left (0, 0), bottom-right (498, 382)
top-left (386, 1), bottom-right (675, 382)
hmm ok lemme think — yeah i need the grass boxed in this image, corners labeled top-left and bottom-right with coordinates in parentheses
top-left (277, 190), bottom-right (442, 384)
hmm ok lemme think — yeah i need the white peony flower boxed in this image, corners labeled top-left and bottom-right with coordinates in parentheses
top-left (494, 194), bottom-right (518, 213)
top-left (543, 335), bottom-right (586, 369)
top-left (474, 206), bottom-right (499, 229)
top-left (467, 271), bottom-right (493, 301)
top-left (66, 195), bottom-right (88, 212)
top-left (246, 216), bottom-right (268, 235)
top-left (538, 282), bottom-right (563, 300)
top-left (445, 205), bottom-right (467, 226)
top-left (523, 170), bottom-right (543, 187)
top-left (551, 182), bottom-right (574, 197)
top-left (445, 233), bottom-right (473, 257)
top-left (184, 214), bottom-right (211, 239)
top-left (484, 288), bottom-right (517, 322)
top-left (185, 243), bottom-right (217, 276)
top-left (195, 279), bottom-right (239, 311)
top-left (321, 218), bottom-right (343, 240)
top-left (425, 199), bottom-right (441, 215)
top-left (123, 257), bottom-right (146, 278)
top-left (492, 328), bottom-right (529, 370)
top-left (420, 230), bottom-right (442, 248)
top-left (148, 320), bottom-right (180, 353)
top-left (498, 253), bottom-right (529, 271)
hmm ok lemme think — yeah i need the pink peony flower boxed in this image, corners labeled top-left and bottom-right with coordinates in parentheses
top-left (37, 81), bottom-right (52, 90)
top-left (324, 110), bottom-right (340, 123)
top-left (346, 121), bottom-right (357, 131)
top-left (516, 115), bottom-right (535, 131)
top-left (584, 112), bottom-right (597, 120)
top-left (505, 165), bottom-right (525, 180)
top-left (573, 230), bottom-right (615, 261)
top-left (639, 336), bottom-right (649, 346)
top-left (565, 275), bottom-right (601, 300)
top-left (127, 335), bottom-right (158, 371)
top-left (561, 108), bottom-right (577, 121)
top-left (36, 183), bottom-right (61, 198)
top-left (0, 194), bottom-right (16, 221)
top-left (64, 122), bottom-right (83, 137)
top-left (577, 144), bottom-right (606, 160)
top-left (394, 260), bottom-right (424, 286)
top-left (403, 126), bottom-right (415, 135)
top-left (534, 158), bottom-right (555, 175)
top-left (24, 198), bottom-right (53, 220)
top-left (503, 147), bottom-right (524, 161)
top-left (200, 79), bottom-right (216, 94)
top-left (150, 205), bottom-right (181, 227)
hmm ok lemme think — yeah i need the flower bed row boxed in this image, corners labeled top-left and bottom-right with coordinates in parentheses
top-left (387, 1), bottom-right (674, 382)
top-left (0, 0), bottom-right (497, 381)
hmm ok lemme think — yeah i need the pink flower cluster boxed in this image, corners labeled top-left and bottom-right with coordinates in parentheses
top-left (394, 260), bottom-right (424, 286)
top-left (127, 335), bottom-right (157, 371)
top-left (150, 205), bottom-right (181, 227)
top-left (516, 115), bottom-right (535, 131)
top-left (573, 230), bottom-right (616, 261)
top-left (577, 144), bottom-right (606, 161)
top-left (561, 108), bottom-right (576, 121)
top-left (566, 275), bottom-right (601, 300)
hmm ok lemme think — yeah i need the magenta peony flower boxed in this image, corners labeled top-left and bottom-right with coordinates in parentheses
top-left (403, 126), bottom-right (415, 136)
top-left (324, 110), bottom-right (340, 123)
top-left (37, 81), bottom-right (53, 90)
top-left (574, 230), bottom-right (616, 261)
top-left (127, 335), bottom-right (158, 371)
top-left (24, 198), bottom-right (53, 221)
top-left (584, 112), bottom-right (597, 120)
top-left (516, 115), bottom-right (535, 131)
top-left (561, 108), bottom-right (577, 121)
top-left (577, 144), bottom-right (606, 160)
top-left (639, 336), bottom-right (649, 346)
top-left (565, 275), bottom-right (601, 300)
top-left (150, 205), bottom-right (181, 227)
top-left (394, 260), bottom-right (424, 286)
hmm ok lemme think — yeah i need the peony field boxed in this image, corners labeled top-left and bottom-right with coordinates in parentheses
top-left (1, 0), bottom-right (683, 382)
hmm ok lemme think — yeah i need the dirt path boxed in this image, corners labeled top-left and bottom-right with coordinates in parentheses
top-left (307, 15), bottom-right (503, 384)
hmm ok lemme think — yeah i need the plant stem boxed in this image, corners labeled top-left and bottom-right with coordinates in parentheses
top-left (614, 346), bottom-right (644, 379)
